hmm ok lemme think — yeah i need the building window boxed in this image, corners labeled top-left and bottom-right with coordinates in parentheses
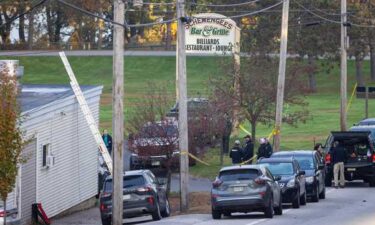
top-left (42, 144), bottom-right (50, 167)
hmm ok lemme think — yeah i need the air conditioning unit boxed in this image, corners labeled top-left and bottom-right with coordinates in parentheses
top-left (46, 155), bottom-right (55, 168)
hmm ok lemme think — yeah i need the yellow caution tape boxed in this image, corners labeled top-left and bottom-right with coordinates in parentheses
top-left (347, 82), bottom-right (357, 113)
top-left (180, 151), bottom-right (210, 166)
top-left (239, 124), bottom-right (252, 135)
top-left (240, 154), bottom-right (258, 165)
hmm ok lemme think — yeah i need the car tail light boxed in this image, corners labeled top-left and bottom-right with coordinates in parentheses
top-left (372, 154), bottom-right (375, 163)
top-left (0, 210), bottom-right (4, 217)
top-left (254, 178), bottom-right (266, 185)
top-left (212, 179), bottom-right (223, 188)
top-left (136, 186), bottom-right (152, 193)
top-left (147, 197), bottom-right (154, 205)
top-left (100, 203), bottom-right (107, 211)
top-left (325, 153), bottom-right (331, 164)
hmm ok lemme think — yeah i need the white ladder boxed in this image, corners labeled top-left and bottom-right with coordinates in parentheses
top-left (59, 52), bottom-right (113, 175)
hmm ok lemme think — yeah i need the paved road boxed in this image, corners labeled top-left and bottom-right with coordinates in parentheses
top-left (53, 181), bottom-right (375, 225)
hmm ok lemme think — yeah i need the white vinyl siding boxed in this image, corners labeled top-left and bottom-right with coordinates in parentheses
top-left (21, 87), bottom-right (102, 218)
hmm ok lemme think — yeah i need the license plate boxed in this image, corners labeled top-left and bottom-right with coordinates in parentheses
top-left (123, 194), bottom-right (131, 200)
top-left (152, 161), bottom-right (161, 166)
top-left (347, 168), bottom-right (356, 172)
top-left (233, 187), bottom-right (244, 192)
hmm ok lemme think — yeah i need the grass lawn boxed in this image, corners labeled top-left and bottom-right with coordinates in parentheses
top-left (2, 55), bottom-right (375, 178)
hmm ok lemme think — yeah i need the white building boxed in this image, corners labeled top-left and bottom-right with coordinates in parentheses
top-left (6, 83), bottom-right (103, 225)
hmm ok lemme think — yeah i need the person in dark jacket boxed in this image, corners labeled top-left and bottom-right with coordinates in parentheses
top-left (331, 141), bottom-right (346, 188)
top-left (102, 129), bottom-right (113, 156)
top-left (242, 135), bottom-right (254, 164)
top-left (230, 140), bottom-right (243, 164)
top-left (257, 138), bottom-right (273, 159)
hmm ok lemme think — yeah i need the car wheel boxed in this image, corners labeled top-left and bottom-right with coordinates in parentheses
top-left (311, 185), bottom-right (319, 202)
top-left (101, 217), bottom-right (111, 225)
top-left (212, 209), bottom-right (222, 219)
top-left (152, 201), bottom-right (162, 221)
top-left (264, 197), bottom-right (274, 218)
top-left (300, 190), bottom-right (307, 206)
top-left (325, 173), bottom-right (332, 187)
top-left (274, 197), bottom-right (283, 215)
top-left (319, 185), bottom-right (326, 199)
top-left (292, 190), bottom-right (300, 209)
top-left (223, 212), bottom-right (231, 217)
top-left (161, 199), bottom-right (171, 217)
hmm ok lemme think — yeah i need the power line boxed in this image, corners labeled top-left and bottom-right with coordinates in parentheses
top-left (56, 0), bottom-right (177, 28)
top-left (294, 0), bottom-right (375, 28)
top-left (191, 1), bottom-right (283, 19)
top-left (191, 0), bottom-right (259, 7)
top-left (0, 0), bottom-right (48, 28)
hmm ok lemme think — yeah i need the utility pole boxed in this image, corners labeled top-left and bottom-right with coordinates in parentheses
top-left (340, 0), bottom-right (348, 131)
top-left (274, 0), bottom-right (290, 152)
top-left (112, 0), bottom-right (124, 225)
top-left (176, 0), bottom-right (189, 212)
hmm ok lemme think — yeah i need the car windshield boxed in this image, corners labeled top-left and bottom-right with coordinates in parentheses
top-left (260, 162), bottom-right (294, 175)
top-left (104, 175), bottom-right (145, 192)
top-left (140, 124), bottom-right (177, 138)
top-left (219, 169), bottom-right (259, 181)
top-left (295, 156), bottom-right (315, 170)
top-left (0, 200), bottom-right (3, 208)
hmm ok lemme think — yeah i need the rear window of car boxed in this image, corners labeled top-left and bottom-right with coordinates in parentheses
top-left (219, 169), bottom-right (259, 181)
top-left (259, 162), bottom-right (294, 175)
top-left (295, 156), bottom-right (315, 170)
top-left (104, 175), bottom-right (146, 192)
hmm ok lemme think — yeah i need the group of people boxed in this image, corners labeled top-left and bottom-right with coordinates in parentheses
top-left (229, 135), bottom-right (273, 165)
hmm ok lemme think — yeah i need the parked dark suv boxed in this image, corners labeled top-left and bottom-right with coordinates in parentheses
top-left (99, 170), bottom-right (170, 225)
top-left (324, 131), bottom-right (375, 186)
top-left (258, 157), bottom-right (307, 208)
top-left (211, 165), bottom-right (283, 219)
top-left (271, 151), bottom-right (326, 202)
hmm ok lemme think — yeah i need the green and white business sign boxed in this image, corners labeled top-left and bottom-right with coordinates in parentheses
top-left (185, 13), bottom-right (240, 55)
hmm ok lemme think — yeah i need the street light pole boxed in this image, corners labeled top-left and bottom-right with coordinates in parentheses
top-left (112, 0), bottom-right (124, 224)
top-left (176, 0), bottom-right (189, 212)
top-left (340, 0), bottom-right (348, 131)
top-left (274, 0), bottom-right (290, 151)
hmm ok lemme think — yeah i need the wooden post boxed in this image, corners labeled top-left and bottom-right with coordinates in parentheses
top-left (365, 86), bottom-right (369, 119)
top-left (340, 0), bottom-right (347, 131)
top-left (232, 27), bottom-right (241, 136)
top-left (112, 0), bottom-right (124, 224)
top-left (274, 0), bottom-right (290, 152)
top-left (177, 0), bottom-right (189, 212)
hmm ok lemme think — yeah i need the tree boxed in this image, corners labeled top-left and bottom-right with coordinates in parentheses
top-left (0, 1), bottom-right (19, 46)
top-left (288, 0), bottom-right (340, 92)
top-left (127, 82), bottom-right (176, 194)
top-left (211, 57), bottom-right (310, 142)
top-left (0, 66), bottom-right (28, 225)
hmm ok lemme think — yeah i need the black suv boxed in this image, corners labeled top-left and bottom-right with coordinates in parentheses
top-left (99, 170), bottom-right (170, 225)
top-left (258, 157), bottom-right (307, 208)
top-left (324, 131), bottom-right (375, 186)
top-left (271, 151), bottom-right (326, 202)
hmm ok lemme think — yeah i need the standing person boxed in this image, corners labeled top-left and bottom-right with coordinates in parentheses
top-left (257, 138), bottom-right (273, 159)
top-left (102, 129), bottom-right (113, 156)
top-left (331, 141), bottom-right (346, 188)
top-left (242, 135), bottom-right (254, 164)
top-left (314, 143), bottom-right (324, 164)
top-left (222, 113), bottom-right (232, 154)
top-left (230, 140), bottom-right (243, 165)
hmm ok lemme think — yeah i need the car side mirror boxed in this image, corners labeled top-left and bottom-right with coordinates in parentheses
top-left (298, 171), bottom-right (306, 176)
top-left (274, 175), bottom-right (282, 181)
top-left (318, 164), bottom-right (324, 170)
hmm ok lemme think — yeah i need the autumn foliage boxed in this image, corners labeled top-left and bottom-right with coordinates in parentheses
top-left (0, 69), bottom-right (26, 207)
